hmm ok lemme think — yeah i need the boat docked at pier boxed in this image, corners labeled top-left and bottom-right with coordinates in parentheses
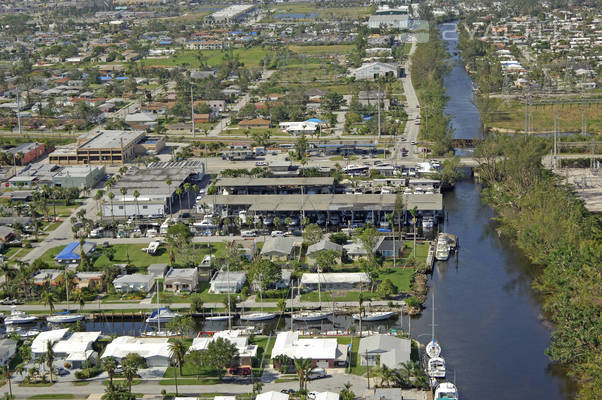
top-left (435, 234), bottom-right (450, 261)
top-left (426, 338), bottom-right (442, 358)
top-left (435, 382), bottom-right (459, 400)
top-left (205, 314), bottom-right (234, 321)
top-left (239, 312), bottom-right (278, 321)
top-left (352, 311), bottom-right (396, 321)
top-left (4, 307), bottom-right (37, 325)
top-left (427, 356), bottom-right (447, 378)
top-left (47, 310), bottom-right (84, 323)
top-left (292, 310), bottom-right (331, 322)
top-left (145, 308), bottom-right (178, 324)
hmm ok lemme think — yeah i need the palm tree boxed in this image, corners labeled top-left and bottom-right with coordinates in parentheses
top-left (133, 190), bottom-right (140, 218)
top-left (340, 382), bottom-right (355, 400)
top-left (183, 182), bottom-right (192, 208)
top-left (102, 357), bottom-right (118, 388)
top-left (0, 261), bottom-right (15, 293)
top-left (293, 358), bottom-right (313, 392)
top-left (3, 366), bottom-right (12, 398)
top-left (94, 189), bottom-right (105, 218)
top-left (41, 289), bottom-right (56, 313)
top-left (107, 192), bottom-right (115, 222)
top-left (358, 293), bottom-right (364, 338)
top-left (74, 291), bottom-right (85, 312)
top-left (165, 179), bottom-right (172, 216)
top-left (409, 207), bottom-right (418, 258)
top-left (45, 340), bottom-right (55, 382)
top-left (168, 339), bottom-right (186, 396)
top-left (176, 187), bottom-right (183, 212)
top-left (120, 187), bottom-right (128, 220)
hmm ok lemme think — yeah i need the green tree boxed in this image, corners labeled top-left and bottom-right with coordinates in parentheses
top-left (102, 383), bottom-right (135, 400)
top-left (302, 223), bottom-right (323, 245)
top-left (313, 249), bottom-right (339, 273)
top-left (45, 340), bottom-right (56, 382)
top-left (293, 358), bottom-right (313, 391)
top-left (322, 92), bottom-right (345, 111)
top-left (168, 339), bottom-right (187, 377)
top-left (102, 357), bottom-right (118, 388)
top-left (41, 289), bottom-right (56, 313)
top-left (294, 134), bottom-right (308, 161)
top-left (376, 279), bottom-right (398, 299)
top-left (122, 353), bottom-right (145, 392)
top-left (201, 337), bottom-right (239, 379)
top-left (248, 259), bottom-right (282, 290)
top-left (166, 223), bottom-right (193, 264)
top-left (184, 349), bottom-right (203, 380)
top-left (340, 382), bottom-right (355, 400)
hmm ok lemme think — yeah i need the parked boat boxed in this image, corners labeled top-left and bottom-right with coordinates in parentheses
top-left (4, 307), bottom-right (37, 325)
top-left (427, 356), bottom-right (446, 378)
top-left (47, 310), bottom-right (84, 323)
top-left (422, 216), bottom-right (434, 230)
top-left (205, 315), bottom-right (234, 321)
top-left (352, 311), bottom-right (396, 321)
top-left (426, 338), bottom-right (442, 358)
top-left (145, 308), bottom-right (178, 324)
top-left (435, 233), bottom-right (450, 261)
top-left (435, 382), bottom-right (458, 400)
top-left (239, 312), bottom-right (278, 321)
top-left (292, 310), bottom-right (331, 322)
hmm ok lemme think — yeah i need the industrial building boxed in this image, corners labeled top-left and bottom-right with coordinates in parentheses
top-left (1, 142), bottom-right (45, 165)
top-left (48, 130), bottom-right (166, 166)
top-left (205, 5), bottom-right (256, 25)
top-left (351, 62), bottom-right (399, 80)
top-left (368, 13), bottom-right (410, 30)
top-left (8, 164), bottom-right (103, 188)
top-left (102, 160), bottom-right (205, 218)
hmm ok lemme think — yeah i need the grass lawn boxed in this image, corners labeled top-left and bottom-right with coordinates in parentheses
top-left (141, 48), bottom-right (272, 69)
top-left (45, 221), bottom-right (63, 231)
top-left (486, 98), bottom-right (602, 134)
top-left (348, 336), bottom-right (367, 375)
top-left (289, 44), bottom-right (353, 55)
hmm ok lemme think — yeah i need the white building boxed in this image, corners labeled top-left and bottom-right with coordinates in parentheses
top-left (113, 273), bottom-right (155, 293)
top-left (351, 62), bottom-right (398, 80)
top-left (358, 334), bottom-right (411, 368)
top-left (210, 270), bottom-right (247, 293)
top-left (53, 331), bottom-right (101, 368)
top-left (31, 328), bottom-right (69, 359)
top-left (189, 330), bottom-right (257, 365)
top-left (205, 5), bottom-right (256, 25)
top-left (368, 14), bottom-right (410, 30)
top-left (271, 331), bottom-right (348, 368)
top-left (279, 121), bottom-right (319, 136)
top-left (301, 272), bottom-right (370, 291)
top-left (101, 336), bottom-right (171, 367)
top-left (256, 392), bottom-right (288, 400)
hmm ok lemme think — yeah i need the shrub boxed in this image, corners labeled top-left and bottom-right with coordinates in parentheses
top-left (74, 366), bottom-right (102, 380)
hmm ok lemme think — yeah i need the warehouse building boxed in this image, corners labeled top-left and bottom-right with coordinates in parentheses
top-left (205, 5), bottom-right (256, 25)
top-left (351, 62), bottom-right (399, 81)
top-left (216, 177), bottom-right (335, 195)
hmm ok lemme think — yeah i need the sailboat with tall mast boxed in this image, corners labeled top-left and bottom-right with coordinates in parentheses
top-left (47, 266), bottom-right (84, 323)
top-left (240, 273), bottom-right (277, 321)
top-left (293, 268), bottom-right (331, 321)
top-left (426, 290), bottom-right (442, 358)
top-left (206, 260), bottom-right (233, 322)
top-left (146, 277), bottom-right (178, 326)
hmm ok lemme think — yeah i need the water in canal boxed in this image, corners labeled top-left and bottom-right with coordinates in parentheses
top-left (401, 25), bottom-right (575, 399)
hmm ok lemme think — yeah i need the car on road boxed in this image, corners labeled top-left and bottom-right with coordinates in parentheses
top-left (255, 161), bottom-right (267, 166)
top-left (241, 230), bottom-right (256, 238)
top-left (308, 367), bottom-right (327, 380)
top-left (56, 368), bottom-right (70, 376)
top-left (271, 230), bottom-right (285, 237)
top-left (411, 141), bottom-right (417, 145)
top-left (281, 389), bottom-right (296, 395)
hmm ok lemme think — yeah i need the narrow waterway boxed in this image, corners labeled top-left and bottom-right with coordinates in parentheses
top-left (405, 25), bottom-right (575, 399)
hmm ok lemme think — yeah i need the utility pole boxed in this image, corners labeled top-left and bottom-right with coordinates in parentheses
top-left (16, 87), bottom-right (22, 136)
top-left (377, 87), bottom-right (381, 139)
top-left (190, 85), bottom-right (195, 137)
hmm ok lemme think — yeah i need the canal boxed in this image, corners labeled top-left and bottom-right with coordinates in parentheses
top-left (404, 24), bottom-right (575, 399)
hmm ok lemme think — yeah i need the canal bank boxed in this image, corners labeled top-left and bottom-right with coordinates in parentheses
top-left (404, 25), bottom-right (575, 400)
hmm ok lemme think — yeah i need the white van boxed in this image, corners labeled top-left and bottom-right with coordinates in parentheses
top-left (241, 230), bottom-right (256, 238)
top-left (308, 368), bottom-right (326, 380)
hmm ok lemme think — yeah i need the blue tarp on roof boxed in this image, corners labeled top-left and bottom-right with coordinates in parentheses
top-left (55, 242), bottom-right (82, 261)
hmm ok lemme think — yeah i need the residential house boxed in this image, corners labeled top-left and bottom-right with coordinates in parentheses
top-left (33, 269), bottom-right (63, 286)
top-left (301, 272), bottom-right (370, 291)
top-left (0, 339), bottom-right (17, 367)
top-left (75, 271), bottom-right (104, 290)
top-left (164, 267), bottom-right (199, 292)
top-left (260, 237), bottom-right (297, 261)
top-left (256, 393), bottom-right (288, 400)
top-left (31, 329), bottom-right (69, 359)
top-left (148, 263), bottom-right (169, 279)
top-left (210, 270), bottom-right (247, 293)
top-left (239, 118), bottom-right (270, 129)
top-left (125, 112), bottom-right (158, 129)
top-left (53, 331), bottom-right (101, 368)
top-left (189, 330), bottom-right (258, 366)
top-left (271, 331), bottom-right (348, 369)
top-left (358, 334), bottom-right (411, 368)
top-left (374, 237), bottom-right (403, 259)
top-left (112, 273), bottom-right (155, 293)
top-left (101, 336), bottom-right (171, 367)
top-left (54, 241), bottom-right (96, 264)
top-left (306, 240), bottom-right (343, 265)
top-left (0, 226), bottom-right (15, 243)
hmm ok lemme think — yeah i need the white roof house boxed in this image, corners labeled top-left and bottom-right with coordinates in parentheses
top-left (101, 336), bottom-right (171, 367)
top-left (271, 331), bottom-right (338, 361)
top-left (256, 392), bottom-right (289, 400)
top-left (315, 393), bottom-right (339, 400)
top-left (53, 331), bottom-right (101, 357)
top-left (31, 328), bottom-right (69, 357)
top-left (210, 270), bottom-right (247, 293)
top-left (189, 330), bottom-right (257, 360)
top-left (301, 272), bottom-right (370, 291)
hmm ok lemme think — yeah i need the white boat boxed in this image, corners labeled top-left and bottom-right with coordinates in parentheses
top-left (239, 312), bottom-right (278, 321)
top-left (435, 382), bottom-right (458, 400)
top-left (4, 307), bottom-right (37, 325)
top-left (205, 315), bottom-right (234, 321)
top-left (435, 239), bottom-right (450, 261)
top-left (427, 356), bottom-right (446, 378)
top-left (47, 311), bottom-right (84, 323)
top-left (292, 310), bottom-right (331, 322)
top-left (426, 338), bottom-right (442, 358)
top-left (146, 308), bottom-right (178, 324)
top-left (20, 329), bottom-right (40, 338)
top-left (352, 311), bottom-right (397, 321)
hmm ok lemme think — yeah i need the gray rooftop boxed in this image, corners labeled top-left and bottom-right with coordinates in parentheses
top-left (261, 237), bottom-right (297, 256)
top-left (217, 177), bottom-right (334, 187)
top-left (358, 334), bottom-right (411, 369)
top-left (79, 130), bottom-right (145, 149)
top-left (307, 239), bottom-right (343, 255)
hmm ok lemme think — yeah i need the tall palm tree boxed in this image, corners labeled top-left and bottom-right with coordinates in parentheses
top-left (41, 289), bottom-right (56, 314)
top-left (165, 179), bottom-right (172, 216)
top-left (133, 190), bottom-right (140, 218)
top-left (45, 340), bottom-right (55, 382)
top-left (107, 192), bottom-right (115, 222)
top-left (0, 261), bottom-right (15, 293)
top-left (183, 183), bottom-right (192, 209)
top-left (102, 357), bottom-right (118, 388)
top-left (293, 358), bottom-right (313, 392)
top-left (358, 293), bottom-right (364, 338)
top-left (94, 189), bottom-right (105, 218)
top-left (175, 187), bottom-right (183, 212)
top-left (120, 187), bottom-right (128, 220)
top-left (168, 339), bottom-right (186, 395)
top-left (409, 207), bottom-right (418, 258)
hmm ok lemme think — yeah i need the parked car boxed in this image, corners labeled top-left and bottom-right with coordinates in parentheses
top-left (255, 161), bottom-right (267, 166)
top-left (56, 368), bottom-right (70, 376)
top-left (308, 367), bottom-right (327, 380)
top-left (271, 230), bottom-right (284, 237)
